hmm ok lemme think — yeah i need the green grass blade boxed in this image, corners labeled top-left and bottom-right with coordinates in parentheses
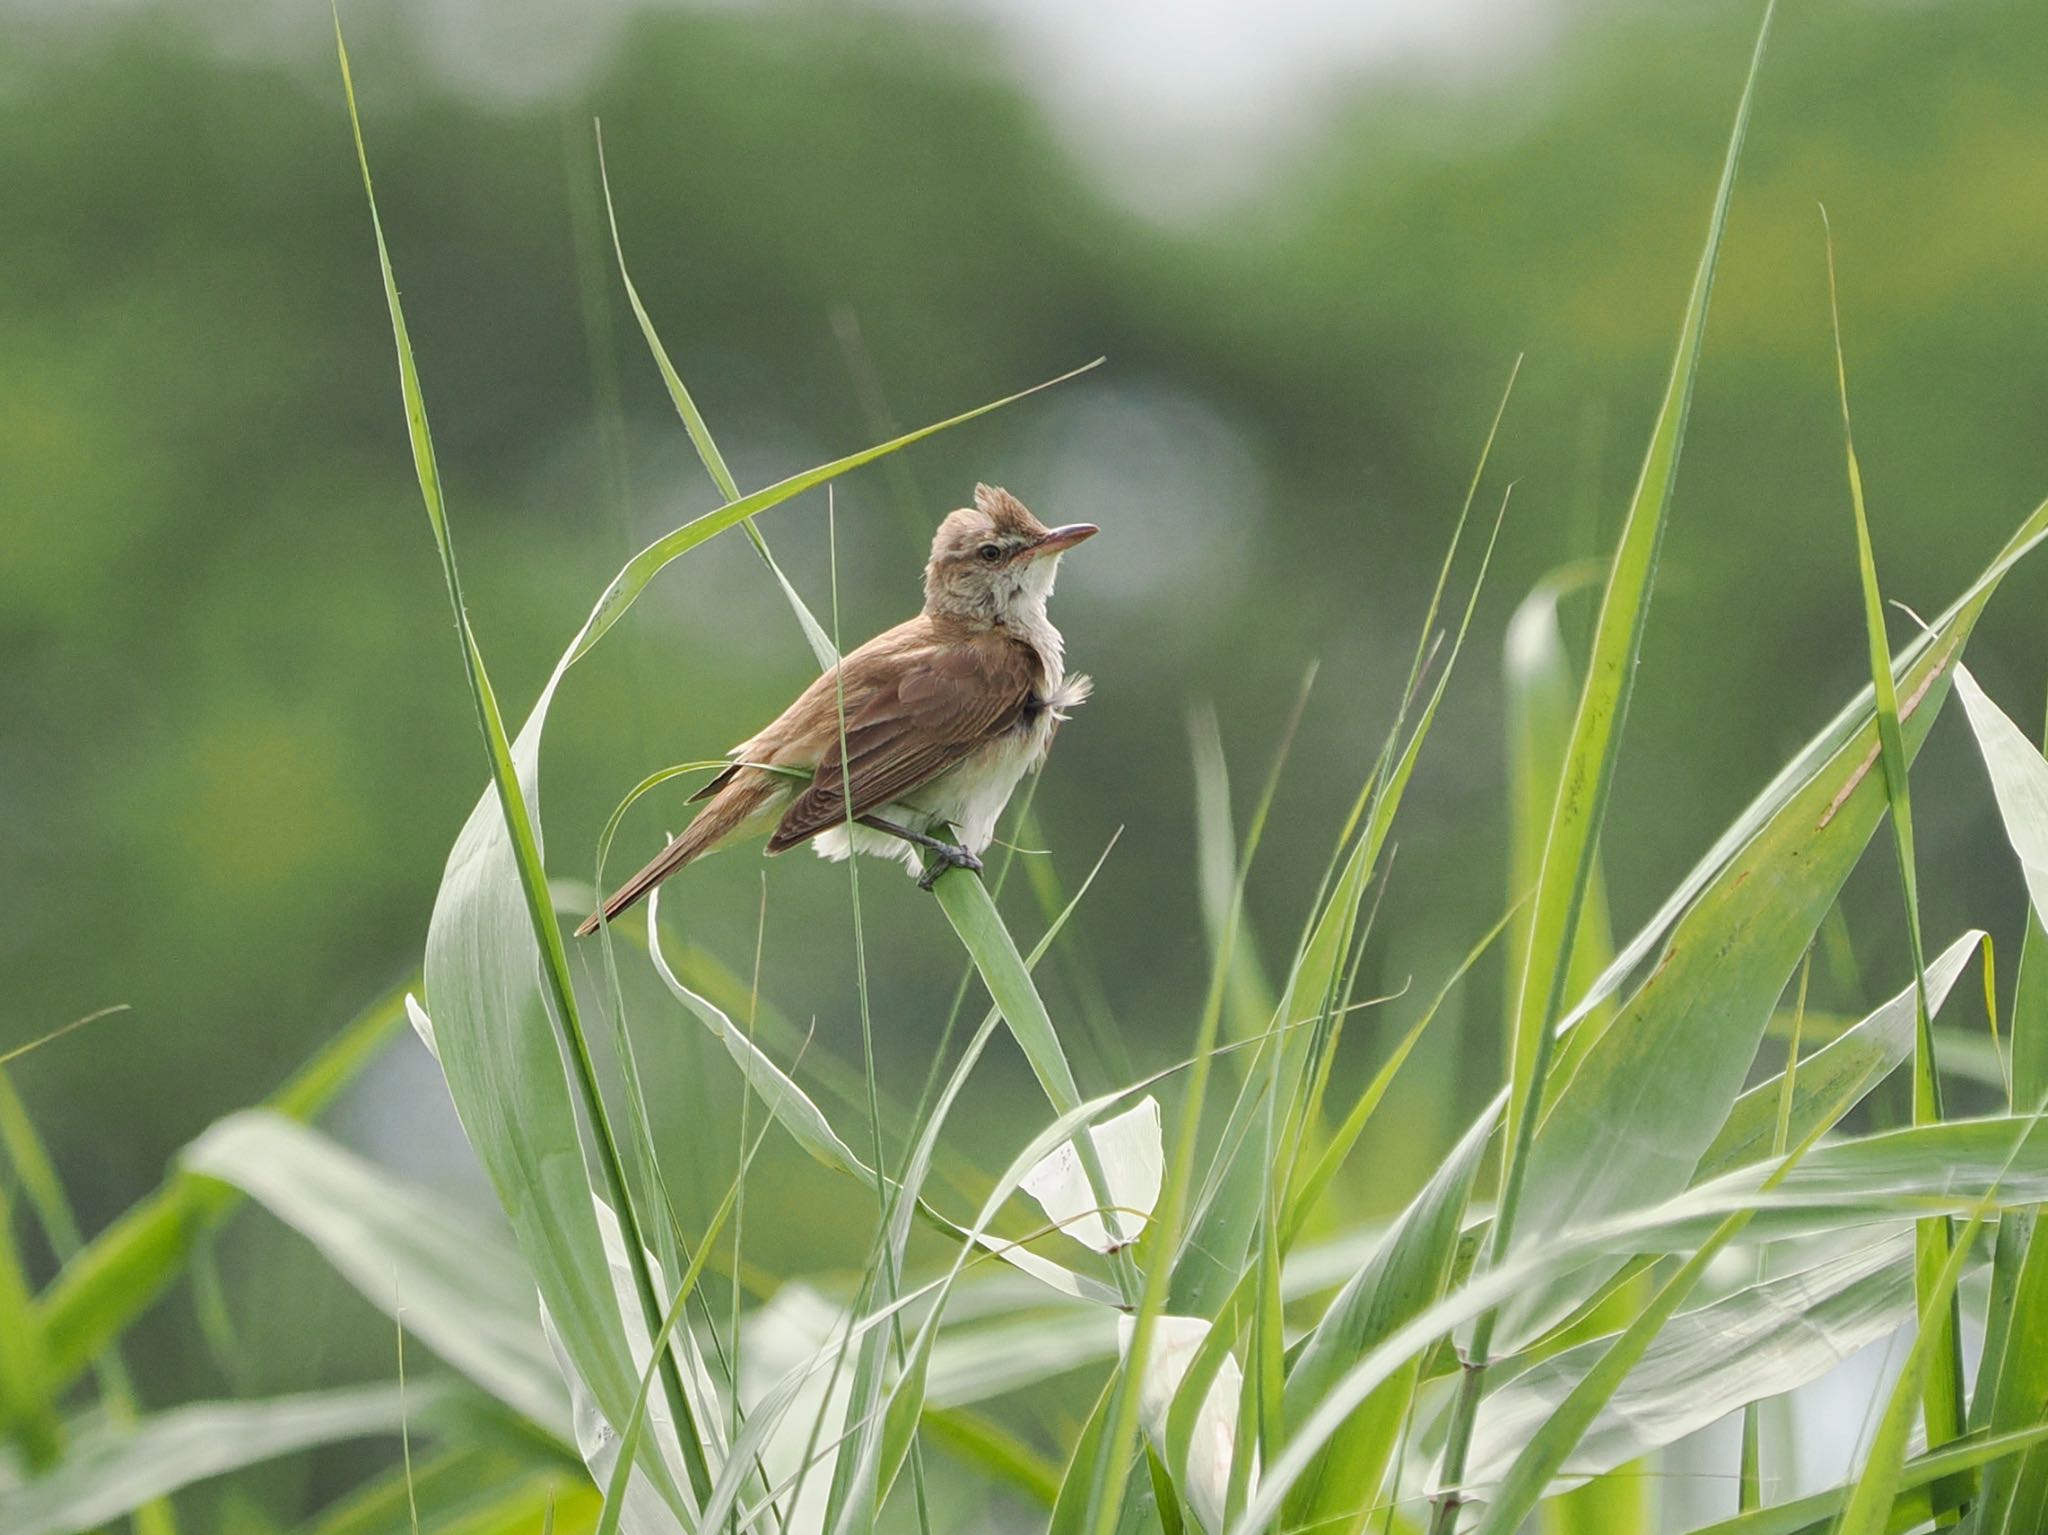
top-left (1976, 1220), bottom-right (2048, 1530)
top-left (1953, 665), bottom-right (2048, 940)
top-left (1190, 706), bottom-right (1278, 1045)
top-left (1953, 665), bottom-right (2048, 1524)
top-left (646, 872), bottom-right (1117, 1305)
top-left (921, 1224), bottom-right (1389, 1414)
top-left (1677, 1424), bottom-right (2048, 1535)
top-left (701, 1071), bottom-right (1188, 1534)
top-left (1551, 491), bottom-right (2048, 1061)
top-left (1282, 902), bottom-right (1517, 1248)
top-left (1280, 1114), bottom-right (1492, 1535)
top-left (1467, 1233), bottom-right (1913, 1494)
top-left (1174, 481), bottom-right (1509, 1318)
top-left (1227, 1113), bottom-right (2048, 1535)
top-left (1471, 1214), bottom-right (1752, 1534)
top-left (1503, 565), bottom-right (1637, 1535)
top-left (1501, 563), bottom-right (1617, 1133)
top-left (821, 834), bottom-right (1127, 1529)
top-left (1498, 0), bottom-right (1771, 1162)
top-left (0, 1070), bottom-right (175, 1535)
top-left (1468, 1056), bottom-right (1860, 1535)
top-left (0, 1382), bottom-right (459, 1535)
top-left (184, 1112), bottom-right (571, 1440)
top-left (296, 1446), bottom-right (591, 1535)
top-left (1697, 932), bottom-right (1982, 1183)
top-left (1500, 569), bottom-right (2013, 1356)
top-left (0, 1185), bottom-right (59, 1467)
top-left (594, 1088), bottom-right (779, 1535)
top-left (1822, 209), bottom-right (1962, 1453)
top-left (929, 872), bottom-right (1136, 1309)
top-left (1833, 1209), bottom-right (1995, 1535)
top-left (1048, 1374), bottom-right (1122, 1535)
top-left (33, 986), bottom-right (403, 1396)
top-left (1437, 13), bottom-right (1776, 1522)
top-left (920, 1408), bottom-right (1061, 1507)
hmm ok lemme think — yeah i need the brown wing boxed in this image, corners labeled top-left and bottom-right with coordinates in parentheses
top-left (767, 628), bottom-right (1037, 851)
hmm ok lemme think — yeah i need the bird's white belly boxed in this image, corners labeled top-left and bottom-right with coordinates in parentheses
top-left (811, 713), bottom-right (1055, 874)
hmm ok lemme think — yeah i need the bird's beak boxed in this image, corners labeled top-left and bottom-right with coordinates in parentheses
top-left (1028, 523), bottom-right (1099, 558)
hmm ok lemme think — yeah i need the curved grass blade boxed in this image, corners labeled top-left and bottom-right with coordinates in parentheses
top-left (1465, 1233), bottom-right (1915, 1494)
top-left (0, 1070), bottom-right (174, 1535)
top-left (184, 1111), bottom-right (571, 1440)
top-left (594, 127), bottom-right (837, 672)
top-left (0, 1382), bottom-right (458, 1535)
top-left (1697, 931), bottom-right (1983, 1183)
top-left (33, 986), bottom-right (404, 1396)
top-left (1951, 664), bottom-right (2048, 1526)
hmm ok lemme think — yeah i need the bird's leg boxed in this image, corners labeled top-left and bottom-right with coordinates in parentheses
top-left (856, 815), bottom-right (983, 889)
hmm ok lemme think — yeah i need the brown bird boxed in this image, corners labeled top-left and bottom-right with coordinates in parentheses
top-left (576, 484), bottom-right (1096, 936)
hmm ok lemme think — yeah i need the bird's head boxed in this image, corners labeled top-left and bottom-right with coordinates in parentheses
top-left (922, 484), bottom-right (1097, 624)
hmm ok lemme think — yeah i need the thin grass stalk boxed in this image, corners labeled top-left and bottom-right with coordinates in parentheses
top-left (596, 1065), bottom-right (787, 1535)
top-left (1428, 16), bottom-right (1771, 1527)
top-left (730, 874), bottom-right (768, 1522)
top-left (1822, 213), bottom-right (1964, 1453)
top-left (817, 495), bottom-right (935, 1535)
top-left (1297, 359), bottom-right (1519, 976)
top-left (1077, 945), bottom-right (1239, 1528)
top-left (596, 127), bottom-right (838, 672)
top-left (335, 25), bottom-right (710, 1505)
top-left (1739, 952), bottom-right (1809, 1512)
top-left (585, 770), bottom-right (774, 1502)
top-left (1834, 1097), bottom-right (2048, 1535)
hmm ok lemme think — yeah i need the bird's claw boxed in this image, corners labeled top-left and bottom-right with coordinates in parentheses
top-left (918, 844), bottom-right (983, 891)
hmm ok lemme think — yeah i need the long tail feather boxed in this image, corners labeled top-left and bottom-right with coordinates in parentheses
top-left (574, 772), bottom-right (778, 937)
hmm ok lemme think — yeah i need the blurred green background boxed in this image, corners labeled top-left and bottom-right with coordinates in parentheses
top-left (5, 0), bottom-right (2048, 1520)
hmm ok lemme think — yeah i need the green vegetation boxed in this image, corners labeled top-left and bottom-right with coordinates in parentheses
top-left (8, 0), bottom-right (2048, 1531)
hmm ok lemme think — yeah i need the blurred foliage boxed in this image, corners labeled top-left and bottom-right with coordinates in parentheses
top-left (3, 0), bottom-right (2047, 1519)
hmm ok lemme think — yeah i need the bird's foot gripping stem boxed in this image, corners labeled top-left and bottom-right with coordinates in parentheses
top-left (857, 815), bottom-right (983, 890)
top-left (916, 842), bottom-right (983, 891)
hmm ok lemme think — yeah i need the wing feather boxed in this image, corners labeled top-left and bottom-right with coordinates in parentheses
top-left (768, 630), bottom-right (1037, 850)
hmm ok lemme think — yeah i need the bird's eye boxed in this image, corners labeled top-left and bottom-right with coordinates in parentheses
top-left (977, 543), bottom-right (1003, 563)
